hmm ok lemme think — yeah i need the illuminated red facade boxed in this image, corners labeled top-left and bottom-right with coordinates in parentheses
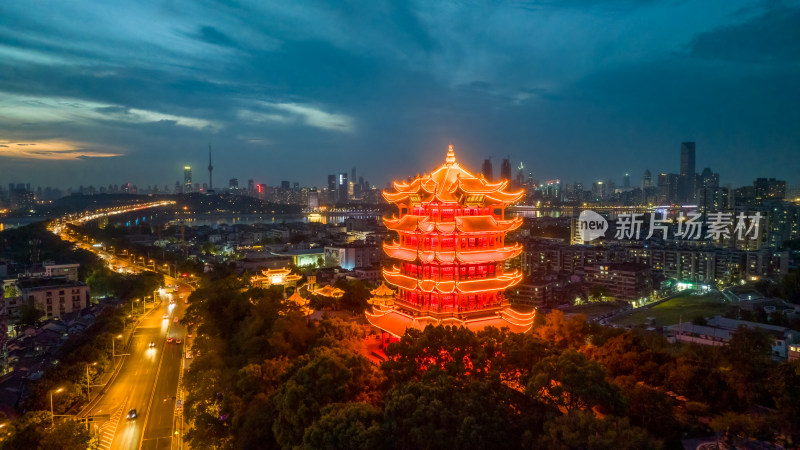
top-left (366, 145), bottom-right (534, 336)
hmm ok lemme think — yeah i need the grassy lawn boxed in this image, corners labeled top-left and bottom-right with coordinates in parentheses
top-left (564, 303), bottom-right (622, 318)
top-left (612, 292), bottom-right (731, 327)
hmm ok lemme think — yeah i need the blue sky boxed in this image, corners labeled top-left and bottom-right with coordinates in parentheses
top-left (0, 0), bottom-right (798, 190)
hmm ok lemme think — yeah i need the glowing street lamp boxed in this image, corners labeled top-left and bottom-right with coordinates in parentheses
top-left (112, 334), bottom-right (122, 367)
top-left (50, 387), bottom-right (64, 426)
top-left (85, 362), bottom-right (97, 400)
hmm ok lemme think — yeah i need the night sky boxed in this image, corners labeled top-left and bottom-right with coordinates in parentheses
top-left (1, 1), bottom-right (798, 190)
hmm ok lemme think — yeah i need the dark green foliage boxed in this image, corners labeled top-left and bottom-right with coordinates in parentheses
top-left (1, 412), bottom-right (97, 450)
top-left (178, 284), bottom-right (797, 450)
top-left (302, 403), bottom-right (382, 450)
top-left (538, 410), bottom-right (662, 450)
top-left (527, 350), bottom-right (624, 414)
top-left (271, 347), bottom-right (383, 449)
top-left (382, 376), bottom-right (551, 450)
top-left (588, 329), bottom-right (674, 386)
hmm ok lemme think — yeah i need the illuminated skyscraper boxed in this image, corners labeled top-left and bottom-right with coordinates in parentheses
top-left (365, 145), bottom-right (534, 341)
top-left (183, 166), bottom-right (192, 193)
top-left (338, 173), bottom-right (349, 203)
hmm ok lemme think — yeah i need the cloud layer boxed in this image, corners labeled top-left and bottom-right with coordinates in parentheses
top-left (0, 0), bottom-right (797, 189)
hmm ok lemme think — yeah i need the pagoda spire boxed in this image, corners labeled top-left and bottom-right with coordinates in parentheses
top-left (445, 144), bottom-right (456, 165)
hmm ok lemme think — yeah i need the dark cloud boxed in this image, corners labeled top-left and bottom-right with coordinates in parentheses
top-left (196, 25), bottom-right (238, 48)
top-left (689, 6), bottom-right (800, 63)
top-left (0, 1), bottom-right (797, 189)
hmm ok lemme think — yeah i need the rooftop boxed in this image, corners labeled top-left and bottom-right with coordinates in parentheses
top-left (16, 277), bottom-right (86, 290)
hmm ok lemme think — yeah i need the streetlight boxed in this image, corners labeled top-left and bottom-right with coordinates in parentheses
top-left (50, 387), bottom-right (64, 426)
top-left (112, 334), bottom-right (122, 367)
top-left (85, 362), bottom-right (97, 400)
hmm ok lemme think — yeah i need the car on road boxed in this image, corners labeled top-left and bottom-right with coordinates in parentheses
top-left (173, 317), bottom-right (179, 324)
top-left (175, 338), bottom-right (182, 344)
top-left (185, 351), bottom-right (193, 359)
top-left (162, 314), bottom-right (169, 320)
top-left (127, 409), bottom-right (137, 420)
top-left (166, 337), bottom-right (174, 343)
top-left (149, 341), bottom-right (155, 348)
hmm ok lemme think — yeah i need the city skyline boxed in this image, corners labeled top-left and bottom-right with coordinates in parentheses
top-left (1, 2), bottom-right (798, 188)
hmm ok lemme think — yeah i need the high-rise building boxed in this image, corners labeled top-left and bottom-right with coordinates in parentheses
top-left (327, 174), bottom-right (337, 203)
top-left (183, 166), bottom-right (193, 193)
top-left (642, 170), bottom-right (653, 189)
top-left (247, 179), bottom-right (255, 195)
top-left (365, 145), bottom-right (534, 342)
top-left (338, 172), bottom-right (349, 203)
top-left (482, 159), bottom-right (493, 182)
top-left (754, 178), bottom-right (786, 204)
top-left (500, 158), bottom-right (511, 181)
top-left (658, 173), bottom-right (679, 204)
top-left (623, 173), bottom-right (631, 189)
top-left (229, 178), bottom-right (239, 189)
top-left (679, 142), bottom-right (696, 203)
top-left (515, 163), bottom-right (525, 188)
top-left (308, 190), bottom-right (319, 209)
top-left (699, 168), bottom-right (719, 188)
top-left (697, 186), bottom-right (729, 212)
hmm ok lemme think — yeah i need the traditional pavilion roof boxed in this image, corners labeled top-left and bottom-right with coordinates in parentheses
top-left (365, 303), bottom-right (535, 336)
top-left (382, 215), bottom-right (522, 234)
top-left (252, 267), bottom-right (302, 283)
top-left (370, 281), bottom-right (395, 297)
top-left (287, 290), bottom-right (310, 307)
top-left (383, 145), bottom-right (524, 205)
top-left (382, 267), bottom-right (523, 294)
top-left (383, 242), bottom-right (523, 264)
top-left (313, 285), bottom-right (345, 298)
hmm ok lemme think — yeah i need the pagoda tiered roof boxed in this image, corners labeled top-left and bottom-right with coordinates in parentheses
top-left (367, 144), bottom-right (534, 338)
top-left (383, 242), bottom-right (523, 263)
top-left (382, 145), bottom-right (523, 205)
top-left (365, 303), bottom-right (534, 336)
top-left (382, 267), bottom-right (523, 294)
top-left (287, 290), bottom-right (310, 307)
top-left (370, 281), bottom-right (396, 297)
top-left (382, 215), bottom-right (522, 234)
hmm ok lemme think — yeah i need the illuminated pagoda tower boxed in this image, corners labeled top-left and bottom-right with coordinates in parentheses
top-left (366, 145), bottom-right (535, 339)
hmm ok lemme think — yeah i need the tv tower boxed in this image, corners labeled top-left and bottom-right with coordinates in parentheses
top-left (208, 145), bottom-right (214, 190)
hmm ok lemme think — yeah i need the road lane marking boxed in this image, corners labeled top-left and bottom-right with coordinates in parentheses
top-left (98, 403), bottom-right (125, 450)
top-left (138, 326), bottom-right (170, 448)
